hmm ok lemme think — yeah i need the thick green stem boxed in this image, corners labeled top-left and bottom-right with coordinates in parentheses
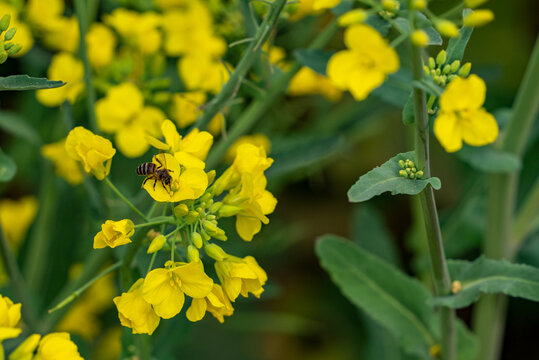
top-left (409, 14), bottom-right (455, 360)
top-left (206, 20), bottom-right (339, 168)
top-left (472, 36), bottom-right (539, 360)
top-left (104, 177), bottom-right (149, 221)
top-left (194, 0), bottom-right (287, 130)
top-left (512, 176), bottom-right (539, 250)
top-left (74, 0), bottom-right (97, 131)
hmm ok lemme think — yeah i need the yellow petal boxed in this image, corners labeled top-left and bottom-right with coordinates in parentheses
top-left (175, 152), bottom-right (206, 169)
top-left (236, 216), bottom-right (261, 241)
top-left (115, 124), bottom-right (149, 158)
top-left (348, 68), bottom-right (385, 101)
top-left (171, 168), bottom-right (208, 202)
top-left (344, 24), bottom-right (385, 51)
top-left (462, 109), bottom-right (499, 147)
top-left (440, 74), bottom-right (486, 112)
top-left (326, 51), bottom-right (357, 89)
top-left (186, 298), bottom-right (207, 322)
top-left (162, 119), bottom-right (182, 152)
top-left (152, 289), bottom-right (185, 319)
top-left (434, 112), bottom-right (463, 152)
top-left (174, 262), bottom-right (213, 298)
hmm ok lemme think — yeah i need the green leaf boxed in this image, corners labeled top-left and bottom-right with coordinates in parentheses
top-left (316, 235), bottom-right (436, 357)
top-left (365, 14), bottom-right (391, 37)
top-left (402, 94), bottom-right (415, 125)
top-left (331, 0), bottom-right (353, 16)
top-left (372, 69), bottom-right (413, 107)
top-left (445, 12), bottom-right (474, 63)
top-left (0, 111), bottom-right (42, 145)
top-left (0, 147), bottom-right (17, 182)
top-left (0, 75), bottom-right (65, 91)
top-left (393, 17), bottom-right (442, 46)
top-left (431, 256), bottom-right (539, 308)
top-left (347, 151), bottom-right (441, 203)
top-left (267, 134), bottom-right (345, 179)
top-left (294, 49), bottom-right (334, 76)
top-left (456, 145), bottom-right (521, 173)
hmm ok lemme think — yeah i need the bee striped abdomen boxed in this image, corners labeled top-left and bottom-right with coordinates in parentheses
top-left (136, 162), bottom-right (156, 176)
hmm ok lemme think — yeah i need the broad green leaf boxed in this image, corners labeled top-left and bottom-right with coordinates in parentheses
top-left (431, 257), bottom-right (539, 308)
top-left (0, 147), bottom-right (16, 182)
top-left (445, 11), bottom-right (474, 63)
top-left (347, 151), bottom-right (441, 203)
top-left (402, 94), bottom-right (415, 125)
top-left (316, 235), bottom-right (436, 357)
top-left (0, 111), bottom-right (42, 145)
top-left (294, 49), bottom-right (334, 76)
top-left (331, 0), bottom-right (353, 16)
top-left (372, 69), bottom-right (412, 107)
top-left (456, 319), bottom-right (479, 360)
top-left (456, 145), bottom-right (521, 173)
top-left (267, 134), bottom-right (344, 179)
top-left (0, 75), bottom-right (65, 91)
top-left (365, 14), bottom-right (391, 37)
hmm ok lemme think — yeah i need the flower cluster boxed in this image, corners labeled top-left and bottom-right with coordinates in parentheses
top-left (0, 14), bottom-right (22, 63)
top-left (423, 50), bottom-right (471, 87)
top-left (398, 159), bottom-right (424, 179)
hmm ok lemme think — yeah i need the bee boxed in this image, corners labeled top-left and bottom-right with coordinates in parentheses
top-left (136, 155), bottom-right (174, 191)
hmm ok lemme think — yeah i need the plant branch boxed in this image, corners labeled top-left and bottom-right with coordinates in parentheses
top-left (104, 177), bottom-right (149, 221)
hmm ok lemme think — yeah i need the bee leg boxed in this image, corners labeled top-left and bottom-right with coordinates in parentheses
top-left (153, 178), bottom-right (158, 191)
top-left (155, 156), bottom-right (164, 170)
top-left (142, 176), bottom-right (150, 189)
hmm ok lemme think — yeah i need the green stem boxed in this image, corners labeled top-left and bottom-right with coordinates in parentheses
top-left (194, 0), bottom-right (287, 130)
top-left (0, 224), bottom-right (41, 332)
top-left (512, 176), bottom-right (539, 251)
top-left (134, 217), bottom-right (174, 228)
top-left (206, 19), bottom-right (339, 168)
top-left (48, 261), bottom-right (121, 313)
top-left (147, 252), bottom-right (157, 274)
top-left (409, 7), bottom-right (456, 360)
top-left (472, 36), bottom-right (539, 360)
top-left (74, 0), bottom-right (97, 131)
top-left (104, 177), bottom-right (149, 221)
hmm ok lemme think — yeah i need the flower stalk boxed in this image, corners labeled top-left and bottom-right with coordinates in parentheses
top-left (104, 176), bottom-right (149, 221)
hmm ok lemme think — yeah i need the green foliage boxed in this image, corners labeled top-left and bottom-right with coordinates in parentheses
top-left (431, 256), bottom-right (539, 308)
top-left (373, 69), bottom-right (413, 107)
top-left (0, 75), bottom-right (65, 91)
top-left (294, 49), bottom-right (334, 76)
top-left (0, 111), bottom-right (42, 145)
top-left (393, 16), bottom-right (442, 46)
top-left (348, 151), bottom-right (441, 202)
top-left (445, 13), bottom-right (474, 63)
top-left (0, 147), bottom-right (16, 182)
top-left (402, 94), bottom-right (415, 125)
top-left (456, 145), bottom-right (521, 173)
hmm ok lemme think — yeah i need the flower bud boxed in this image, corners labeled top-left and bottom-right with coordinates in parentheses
top-left (416, 170), bottom-right (424, 178)
top-left (187, 245), bottom-right (200, 262)
top-left (464, 10), bottom-right (494, 27)
top-left (408, 173), bottom-right (416, 179)
top-left (185, 210), bottom-right (199, 224)
top-left (408, 160), bottom-right (415, 168)
top-left (411, 30), bottom-right (428, 48)
top-left (191, 232), bottom-right (203, 248)
top-left (451, 280), bottom-right (462, 294)
top-left (200, 229), bottom-right (211, 241)
top-left (204, 243), bottom-right (227, 261)
top-left (464, 0), bottom-right (488, 9)
top-left (423, 65), bottom-right (430, 76)
top-left (147, 235), bottom-right (166, 254)
top-left (212, 228), bottom-right (228, 241)
top-left (338, 9), bottom-right (367, 27)
top-left (399, 170), bottom-right (407, 177)
top-left (435, 68), bottom-right (441, 76)
top-left (411, 0), bottom-right (426, 10)
top-left (4, 27), bottom-right (16, 41)
top-left (217, 204), bottom-right (242, 218)
top-left (458, 62), bottom-right (471, 77)
top-left (448, 74), bottom-right (457, 82)
top-left (7, 44), bottom-right (21, 57)
top-left (381, 0), bottom-right (399, 12)
top-left (428, 57), bottom-right (436, 69)
top-left (436, 50), bottom-right (447, 66)
top-left (450, 60), bottom-right (460, 73)
top-left (435, 20), bottom-right (458, 38)
top-left (202, 220), bottom-right (219, 234)
top-left (0, 14), bottom-right (10, 32)
top-left (206, 170), bottom-right (216, 186)
top-left (398, 159), bottom-right (405, 168)
top-left (0, 50), bottom-right (8, 64)
top-left (442, 64), bottom-right (451, 74)
top-left (174, 204), bottom-right (189, 217)
top-left (209, 201), bottom-right (223, 214)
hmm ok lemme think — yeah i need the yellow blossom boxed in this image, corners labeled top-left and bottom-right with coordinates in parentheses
top-left (113, 278), bottom-right (160, 335)
top-left (42, 16), bottom-right (79, 53)
top-left (327, 25), bottom-right (399, 101)
top-left (96, 82), bottom-right (165, 158)
top-left (288, 0), bottom-right (317, 21)
top-left (0, 295), bottom-right (21, 341)
top-left (65, 126), bottom-right (116, 180)
top-left (224, 134), bottom-right (271, 163)
top-left (36, 53), bottom-right (84, 107)
top-left (463, 10), bottom-right (494, 27)
top-left (434, 75), bottom-right (498, 152)
top-left (142, 260), bottom-right (213, 319)
top-left (215, 255), bottom-right (267, 301)
top-left (186, 284), bottom-right (233, 323)
top-left (178, 54), bottom-right (231, 94)
top-left (26, 0), bottom-right (64, 31)
top-left (338, 9), bottom-right (367, 27)
top-left (86, 23), bottom-right (117, 69)
top-left (464, 0), bottom-right (488, 8)
top-left (104, 9), bottom-right (162, 54)
top-left (288, 67), bottom-right (343, 102)
top-left (0, 196), bottom-right (38, 248)
top-left (170, 91), bottom-right (206, 128)
top-left (9, 333), bottom-right (41, 360)
top-left (93, 219), bottom-right (135, 249)
top-left (312, 0), bottom-right (340, 11)
top-left (34, 332), bottom-right (83, 360)
top-left (41, 139), bottom-right (84, 185)
top-left (0, 4), bottom-right (33, 56)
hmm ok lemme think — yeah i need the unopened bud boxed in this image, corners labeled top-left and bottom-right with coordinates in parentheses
top-left (458, 62), bottom-right (471, 77)
top-left (0, 50), bottom-right (8, 64)
top-left (399, 170), bottom-right (407, 177)
top-left (381, 0), bottom-right (399, 12)
top-left (448, 74), bottom-right (457, 82)
top-left (409, 173), bottom-right (416, 179)
top-left (428, 57), bottom-right (436, 69)
top-left (398, 159), bottom-right (405, 168)
top-left (435, 20), bottom-right (459, 38)
top-left (463, 10), bottom-right (494, 27)
top-left (209, 201), bottom-right (223, 214)
top-left (204, 243), bottom-right (227, 261)
top-left (451, 280), bottom-right (462, 294)
top-left (464, 0), bottom-right (487, 8)
top-left (408, 160), bottom-right (415, 168)
top-left (147, 235), bottom-right (166, 254)
top-left (423, 65), bottom-right (430, 76)
top-left (4, 27), bottom-right (16, 41)
top-left (217, 204), bottom-right (242, 218)
top-left (185, 210), bottom-right (199, 224)
top-left (174, 204), bottom-right (189, 217)
top-left (213, 228), bottom-right (228, 241)
top-left (450, 60), bottom-right (460, 73)
top-left (411, 0), bottom-right (426, 10)
top-left (200, 229), bottom-right (211, 241)
top-left (187, 245), bottom-right (200, 262)
top-left (191, 232), bottom-right (203, 248)
top-left (337, 9), bottom-right (367, 27)
top-left (206, 170), bottom-right (216, 186)
top-left (202, 220), bottom-right (219, 234)
top-left (411, 30), bottom-right (428, 48)
top-left (0, 14), bottom-right (10, 32)
top-left (416, 170), bottom-right (424, 178)
top-left (442, 64), bottom-right (451, 74)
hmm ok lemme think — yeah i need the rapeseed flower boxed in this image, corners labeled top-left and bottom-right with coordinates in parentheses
top-left (96, 82), bottom-right (166, 158)
top-left (186, 284), bottom-right (233, 323)
top-left (113, 278), bottom-right (160, 335)
top-left (463, 10), bottom-right (494, 27)
top-left (288, 66), bottom-right (342, 101)
top-left (65, 126), bottom-right (116, 180)
top-left (9, 333), bottom-right (40, 360)
top-left (93, 219), bottom-right (135, 249)
top-left (327, 24), bottom-right (399, 101)
top-left (434, 75), bottom-right (498, 152)
top-left (224, 134), bottom-right (271, 163)
top-left (41, 139), bottom-right (84, 185)
top-left (42, 16), bottom-right (79, 53)
top-left (0, 196), bottom-right (38, 248)
top-left (0, 295), bottom-right (21, 341)
top-left (142, 260), bottom-right (213, 318)
top-left (35, 332), bottom-right (83, 360)
top-left (169, 91), bottom-right (206, 128)
top-left (86, 23), bottom-right (117, 69)
top-left (36, 52), bottom-right (84, 107)
top-left (178, 54), bottom-right (230, 94)
top-left (215, 256), bottom-right (267, 301)
top-left (0, 4), bottom-right (33, 56)
top-left (25, 0), bottom-right (64, 31)
top-left (312, 0), bottom-right (340, 11)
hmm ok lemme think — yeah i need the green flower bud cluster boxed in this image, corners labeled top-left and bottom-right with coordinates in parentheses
top-left (398, 159), bottom-right (424, 179)
top-left (423, 50), bottom-right (472, 87)
top-left (0, 14), bottom-right (22, 64)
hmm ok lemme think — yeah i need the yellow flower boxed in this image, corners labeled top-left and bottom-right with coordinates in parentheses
top-left (36, 53), bottom-right (84, 107)
top-left (215, 256), bottom-right (267, 301)
top-left (41, 139), bottom-right (84, 185)
top-left (338, 9), bottom-right (367, 27)
top-left (288, 67), bottom-right (343, 102)
top-left (34, 332), bottom-right (83, 360)
top-left (0, 295), bottom-right (22, 341)
top-left (224, 134), bottom-right (271, 163)
top-left (178, 54), bottom-right (230, 94)
top-left (169, 91), bottom-right (205, 128)
top-left (464, 0), bottom-right (488, 8)
top-left (93, 219), bottom-right (134, 249)
top-left (0, 196), bottom-right (38, 248)
top-left (312, 0), bottom-right (340, 11)
top-left (86, 23), bottom-right (117, 69)
top-left (113, 278), bottom-right (160, 335)
top-left (142, 260), bottom-right (213, 319)
top-left (327, 25), bottom-right (399, 101)
top-left (9, 333), bottom-right (41, 360)
top-left (142, 153), bottom-right (208, 203)
top-left (0, 4), bottom-right (33, 56)
top-left (42, 16), bottom-right (79, 53)
top-left (104, 9), bottom-right (162, 55)
top-left (434, 75), bottom-right (498, 152)
top-left (26, 0), bottom-right (64, 31)
top-left (65, 126), bottom-right (116, 180)
top-left (463, 10), bottom-right (494, 27)
top-left (96, 82), bottom-right (165, 158)
top-left (186, 284), bottom-right (233, 323)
